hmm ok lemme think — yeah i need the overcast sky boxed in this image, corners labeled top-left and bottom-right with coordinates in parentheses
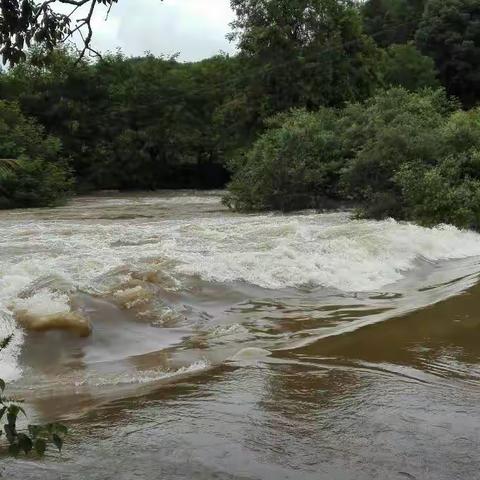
top-left (67, 0), bottom-right (236, 61)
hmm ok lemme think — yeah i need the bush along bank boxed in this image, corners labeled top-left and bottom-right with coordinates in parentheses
top-left (225, 87), bottom-right (480, 230)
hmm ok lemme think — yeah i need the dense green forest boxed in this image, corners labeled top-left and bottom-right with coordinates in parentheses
top-left (0, 0), bottom-right (480, 228)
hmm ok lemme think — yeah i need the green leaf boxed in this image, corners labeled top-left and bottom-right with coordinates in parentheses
top-left (52, 433), bottom-right (63, 452)
top-left (18, 433), bottom-right (33, 455)
top-left (17, 406), bottom-right (27, 417)
top-left (34, 438), bottom-right (46, 456)
top-left (0, 379), bottom-right (5, 392)
top-left (28, 424), bottom-right (44, 439)
top-left (52, 423), bottom-right (68, 435)
top-left (8, 442), bottom-right (20, 457)
top-left (0, 406), bottom-right (7, 420)
top-left (7, 405), bottom-right (19, 427)
top-left (0, 335), bottom-right (13, 351)
top-left (7, 413), bottom-right (16, 427)
top-left (8, 404), bottom-right (20, 418)
top-left (4, 424), bottom-right (15, 443)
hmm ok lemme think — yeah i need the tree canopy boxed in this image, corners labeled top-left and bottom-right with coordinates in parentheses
top-left (229, 0), bottom-right (382, 113)
top-left (361, 0), bottom-right (426, 47)
top-left (416, 0), bottom-right (480, 107)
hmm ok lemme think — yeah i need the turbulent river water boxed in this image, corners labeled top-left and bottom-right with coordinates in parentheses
top-left (1, 191), bottom-right (480, 479)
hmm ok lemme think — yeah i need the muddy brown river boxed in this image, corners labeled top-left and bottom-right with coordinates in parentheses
top-left (1, 191), bottom-right (479, 479)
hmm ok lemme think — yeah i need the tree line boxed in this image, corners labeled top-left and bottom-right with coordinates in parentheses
top-left (0, 0), bottom-right (479, 227)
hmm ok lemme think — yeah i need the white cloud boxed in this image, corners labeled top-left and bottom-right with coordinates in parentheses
top-left (65, 0), bottom-right (236, 61)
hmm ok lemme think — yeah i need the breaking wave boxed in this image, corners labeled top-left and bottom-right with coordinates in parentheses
top-left (2, 193), bottom-right (480, 383)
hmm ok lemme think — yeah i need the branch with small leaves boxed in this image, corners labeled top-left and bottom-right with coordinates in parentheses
top-left (0, 0), bottom-right (126, 65)
top-left (0, 335), bottom-right (67, 456)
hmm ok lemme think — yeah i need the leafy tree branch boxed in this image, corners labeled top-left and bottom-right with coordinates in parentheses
top-left (0, 335), bottom-right (68, 456)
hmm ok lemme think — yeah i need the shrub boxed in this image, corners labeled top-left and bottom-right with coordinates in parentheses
top-left (224, 108), bottom-right (346, 211)
top-left (398, 150), bottom-right (480, 229)
top-left (0, 101), bottom-right (72, 209)
top-left (380, 43), bottom-right (440, 92)
top-left (226, 87), bottom-right (480, 230)
top-left (441, 108), bottom-right (480, 154)
top-left (340, 88), bottom-right (455, 218)
top-left (395, 109), bottom-right (480, 228)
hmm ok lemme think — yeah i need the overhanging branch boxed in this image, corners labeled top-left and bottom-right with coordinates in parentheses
top-left (0, 0), bottom-right (119, 64)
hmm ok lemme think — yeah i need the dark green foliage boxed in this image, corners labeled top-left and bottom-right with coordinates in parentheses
top-left (95, 53), bottom-right (234, 190)
top-left (0, 99), bottom-right (72, 208)
top-left (380, 43), bottom-right (439, 91)
top-left (0, 8), bottom-right (382, 196)
top-left (0, 405), bottom-right (68, 457)
top-left (361, 0), bottom-right (426, 47)
top-left (416, 0), bottom-right (480, 107)
top-left (340, 88), bottom-right (454, 218)
top-left (0, 336), bottom-right (68, 456)
top-left (0, 100), bottom-right (71, 206)
top-left (0, 158), bottom-right (72, 208)
top-left (0, 0), bottom-right (479, 227)
top-left (229, 0), bottom-right (383, 115)
top-left (0, 48), bottom-right (233, 191)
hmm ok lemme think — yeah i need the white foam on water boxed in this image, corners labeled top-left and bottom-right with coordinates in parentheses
top-left (205, 323), bottom-right (253, 345)
top-left (13, 289), bottom-right (71, 317)
top-left (74, 360), bottom-right (210, 387)
top-left (207, 323), bottom-right (251, 338)
top-left (229, 347), bottom-right (272, 365)
top-left (2, 194), bottom-right (480, 381)
top-left (168, 215), bottom-right (480, 291)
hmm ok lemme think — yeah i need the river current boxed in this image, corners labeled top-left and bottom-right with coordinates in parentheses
top-left (1, 191), bottom-right (479, 479)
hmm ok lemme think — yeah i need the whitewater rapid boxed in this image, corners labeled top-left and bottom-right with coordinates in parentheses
top-left (2, 192), bottom-right (480, 383)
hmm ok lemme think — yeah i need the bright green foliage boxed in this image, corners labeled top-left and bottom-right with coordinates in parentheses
top-left (441, 108), bottom-right (480, 154)
top-left (416, 0), bottom-right (480, 107)
top-left (0, 100), bottom-right (72, 208)
top-left (225, 108), bottom-right (346, 211)
top-left (380, 43), bottom-right (439, 91)
top-left (340, 88), bottom-right (454, 218)
top-left (0, 336), bottom-right (68, 456)
top-left (341, 91), bottom-right (480, 227)
top-left (227, 87), bottom-right (480, 229)
top-left (397, 109), bottom-right (480, 228)
top-left (361, 0), bottom-right (426, 47)
top-left (398, 155), bottom-right (480, 229)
